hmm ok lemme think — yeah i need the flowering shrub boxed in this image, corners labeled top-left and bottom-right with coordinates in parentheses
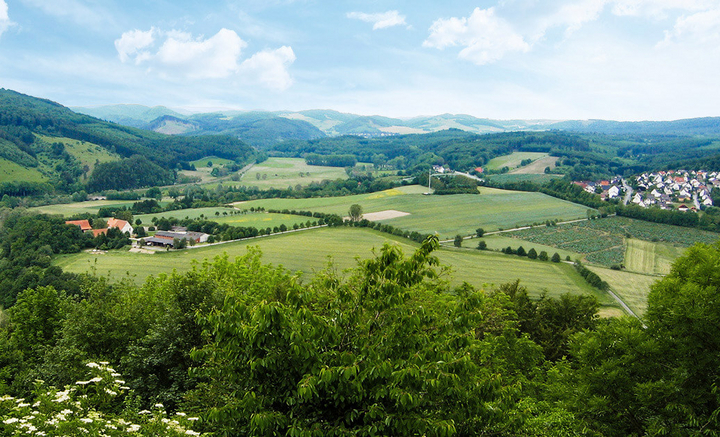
top-left (0, 362), bottom-right (204, 436)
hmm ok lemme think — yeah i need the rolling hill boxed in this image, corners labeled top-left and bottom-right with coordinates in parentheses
top-left (0, 89), bottom-right (256, 195)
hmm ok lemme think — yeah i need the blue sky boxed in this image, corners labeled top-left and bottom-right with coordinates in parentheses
top-left (1, 0), bottom-right (720, 120)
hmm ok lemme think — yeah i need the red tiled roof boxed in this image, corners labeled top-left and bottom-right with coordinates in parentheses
top-left (92, 228), bottom-right (108, 237)
top-left (66, 220), bottom-right (92, 231)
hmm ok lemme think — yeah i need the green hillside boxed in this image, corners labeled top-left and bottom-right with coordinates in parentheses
top-left (0, 89), bottom-right (256, 194)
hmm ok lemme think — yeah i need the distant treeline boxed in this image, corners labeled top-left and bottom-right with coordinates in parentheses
top-left (305, 153), bottom-right (357, 167)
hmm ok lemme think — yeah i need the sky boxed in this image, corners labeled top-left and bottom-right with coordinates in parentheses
top-left (1, 0), bottom-right (720, 120)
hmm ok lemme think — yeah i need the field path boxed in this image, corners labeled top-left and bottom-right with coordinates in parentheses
top-left (440, 217), bottom-right (591, 243)
top-left (605, 286), bottom-right (645, 325)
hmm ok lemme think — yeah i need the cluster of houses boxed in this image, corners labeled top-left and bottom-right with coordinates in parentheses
top-left (66, 220), bottom-right (211, 248)
top-left (65, 218), bottom-right (134, 237)
top-left (574, 170), bottom-right (718, 211)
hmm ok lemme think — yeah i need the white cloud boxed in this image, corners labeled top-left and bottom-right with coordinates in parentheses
top-left (115, 29), bottom-right (156, 64)
top-left (155, 28), bottom-right (247, 79)
top-left (423, 7), bottom-right (530, 65)
top-left (542, 0), bottom-right (608, 38)
top-left (239, 46), bottom-right (296, 91)
top-left (347, 10), bottom-right (408, 30)
top-left (114, 27), bottom-right (295, 88)
top-left (0, 0), bottom-right (11, 37)
top-left (659, 8), bottom-right (720, 45)
top-left (610, 0), bottom-right (719, 17)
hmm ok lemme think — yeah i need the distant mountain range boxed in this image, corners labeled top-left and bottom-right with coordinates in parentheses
top-left (73, 104), bottom-right (720, 147)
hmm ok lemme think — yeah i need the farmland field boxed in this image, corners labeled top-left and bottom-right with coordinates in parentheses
top-left (28, 199), bottom-right (141, 216)
top-left (55, 227), bottom-right (617, 312)
top-left (485, 152), bottom-right (548, 171)
top-left (508, 216), bottom-right (719, 267)
top-left (509, 156), bottom-right (558, 174)
top-left (135, 209), bottom-right (316, 229)
top-left (587, 266), bottom-right (659, 316)
top-left (236, 185), bottom-right (592, 239)
top-left (0, 157), bottom-right (47, 183)
top-left (226, 157), bottom-right (355, 190)
top-left (624, 239), bottom-right (686, 275)
top-left (479, 234), bottom-right (581, 260)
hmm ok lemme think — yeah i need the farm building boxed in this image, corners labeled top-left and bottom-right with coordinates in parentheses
top-left (145, 230), bottom-right (209, 247)
top-left (65, 219), bottom-right (92, 231)
top-left (107, 218), bottom-right (133, 234)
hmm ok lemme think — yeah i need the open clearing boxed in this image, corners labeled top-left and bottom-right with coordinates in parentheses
top-left (510, 156), bottom-right (558, 174)
top-left (37, 134), bottom-right (119, 176)
top-left (236, 185), bottom-right (592, 239)
top-left (624, 239), bottom-right (686, 275)
top-left (362, 210), bottom-right (410, 221)
top-left (55, 227), bottom-right (617, 314)
top-left (587, 266), bottom-right (659, 316)
top-left (0, 157), bottom-right (46, 184)
top-left (485, 152), bottom-right (548, 171)
top-left (226, 157), bottom-right (355, 190)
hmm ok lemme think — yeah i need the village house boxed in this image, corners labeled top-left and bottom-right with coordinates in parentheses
top-left (65, 219), bottom-right (92, 231)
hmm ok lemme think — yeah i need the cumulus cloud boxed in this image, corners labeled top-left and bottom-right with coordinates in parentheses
top-left (114, 27), bottom-right (295, 88)
top-left (1, 0), bottom-right (11, 37)
top-left (239, 46), bottom-right (296, 91)
top-left (154, 28), bottom-right (247, 79)
top-left (423, 7), bottom-right (530, 65)
top-left (347, 10), bottom-right (408, 30)
top-left (659, 8), bottom-right (720, 45)
top-left (541, 0), bottom-right (608, 38)
top-left (115, 28), bottom-right (156, 64)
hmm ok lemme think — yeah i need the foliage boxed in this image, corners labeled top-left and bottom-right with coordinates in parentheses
top-left (453, 234), bottom-right (463, 247)
top-left (348, 203), bottom-right (363, 222)
top-left (0, 362), bottom-right (205, 436)
top-left (86, 155), bottom-right (175, 192)
top-left (189, 237), bottom-right (550, 436)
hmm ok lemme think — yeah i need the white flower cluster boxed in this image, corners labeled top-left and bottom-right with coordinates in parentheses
top-left (0, 362), bottom-right (205, 436)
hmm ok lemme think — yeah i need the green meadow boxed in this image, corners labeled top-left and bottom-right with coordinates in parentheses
top-left (0, 157), bottom-right (47, 183)
top-left (227, 157), bottom-right (355, 190)
top-left (588, 266), bottom-right (659, 316)
top-left (624, 238), bottom-right (686, 275)
top-left (28, 200), bottom-right (140, 216)
top-left (37, 134), bottom-right (119, 176)
top-left (135, 209), bottom-right (316, 229)
top-left (485, 152), bottom-right (548, 171)
top-left (55, 227), bottom-right (617, 313)
top-left (236, 185), bottom-right (592, 239)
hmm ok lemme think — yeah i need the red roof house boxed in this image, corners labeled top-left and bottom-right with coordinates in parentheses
top-left (65, 220), bottom-right (92, 231)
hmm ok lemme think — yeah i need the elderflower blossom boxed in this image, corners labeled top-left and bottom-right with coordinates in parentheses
top-left (154, 403), bottom-right (164, 408)
top-left (86, 362), bottom-right (99, 368)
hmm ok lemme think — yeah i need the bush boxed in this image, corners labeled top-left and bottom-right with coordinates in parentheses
top-left (527, 248), bottom-right (537, 259)
top-left (539, 251), bottom-right (549, 261)
top-left (551, 253), bottom-right (561, 263)
top-left (477, 240), bottom-right (487, 250)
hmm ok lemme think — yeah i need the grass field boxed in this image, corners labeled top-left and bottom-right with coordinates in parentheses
top-left (190, 156), bottom-right (235, 168)
top-left (0, 157), bottom-right (47, 183)
top-left (135, 209), bottom-right (316, 229)
top-left (485, 152), bottom-right (548, 171)
top-left (485, 174), bottom-right (562, 185)
top-left (235, 185), bottom-right (592, 239)
top-left (624, 239), bottom-right (686, 275)
top-left (510, 156), bottom-right (558, 174)
top-left (28, 200), bottom-right (140, 216)
top-left (37, 135), bottom-right (119, 176)
top-left (227, 158), bottom-right (355, 190)
top-left (587, 266), bottom-right (659, 316)
top-left (479, 234), bottom-right (581, 260)
top-left (55, 227), bottom-right (617, 313)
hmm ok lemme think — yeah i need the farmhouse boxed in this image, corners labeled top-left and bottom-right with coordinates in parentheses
top-left (65, 219), bottom-right (92, 231)
top-left (107, 218), bottom-right (133, 234)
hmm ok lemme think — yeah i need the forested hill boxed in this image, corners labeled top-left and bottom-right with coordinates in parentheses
top-left (0, 89), bottom-right (256, 193)
top-left (547, 117), bottom-right (720, 136)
